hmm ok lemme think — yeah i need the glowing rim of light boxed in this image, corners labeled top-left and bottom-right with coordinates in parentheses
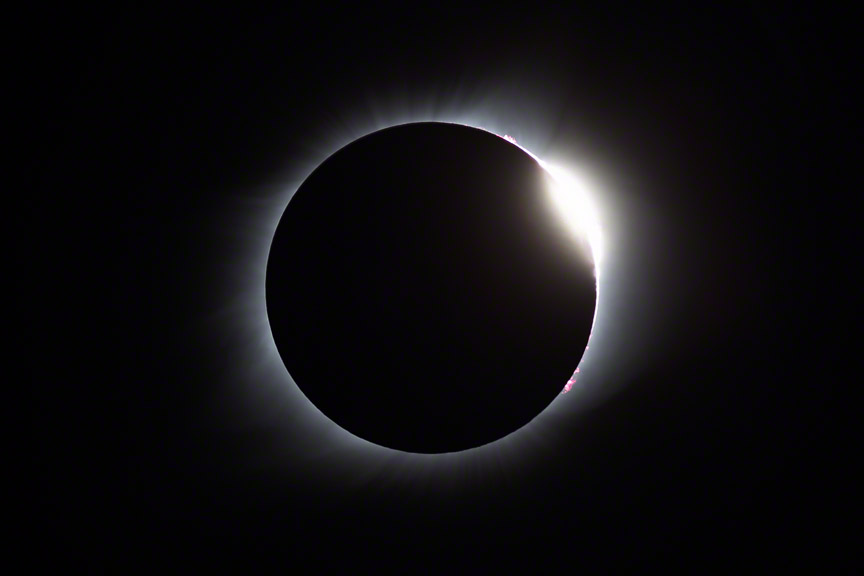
top-left (215, 114), bottom-right (612, 465)
top-left (537, 159), bottom-right (603, 278)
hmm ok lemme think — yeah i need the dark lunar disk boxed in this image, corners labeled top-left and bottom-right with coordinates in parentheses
top-left (266, 122), bottom-right (596, 453)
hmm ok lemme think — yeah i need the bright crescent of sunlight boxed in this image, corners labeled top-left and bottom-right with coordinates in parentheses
top-left (539, 160), bottom-right (603, 276)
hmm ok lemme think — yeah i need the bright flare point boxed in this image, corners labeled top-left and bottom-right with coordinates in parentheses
top-left (540, 161), bottom-right (603, 277)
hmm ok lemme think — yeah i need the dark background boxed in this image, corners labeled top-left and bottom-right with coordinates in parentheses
top-left (26, 3), bottom-right (843, 569)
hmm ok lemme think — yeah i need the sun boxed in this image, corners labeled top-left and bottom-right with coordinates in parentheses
top-left (210, 105), bottom-right (613, 472)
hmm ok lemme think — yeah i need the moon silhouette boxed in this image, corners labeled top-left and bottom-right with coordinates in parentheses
top-left (266, 122), bottom-right (596, 453)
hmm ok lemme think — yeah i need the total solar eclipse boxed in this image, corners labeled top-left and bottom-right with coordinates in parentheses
top-left (266, 122), bottom-right (597, 453)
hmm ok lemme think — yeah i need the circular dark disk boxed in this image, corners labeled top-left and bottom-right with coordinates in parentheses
top-left (266, 122), bottom-right (596, 453)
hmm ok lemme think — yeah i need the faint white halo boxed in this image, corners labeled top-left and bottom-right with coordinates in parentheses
top-left (224, 114), bottom-right (611, 464)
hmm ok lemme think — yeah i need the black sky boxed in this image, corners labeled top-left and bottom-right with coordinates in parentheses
top-left (26, 4), bottom-right (841, 569)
